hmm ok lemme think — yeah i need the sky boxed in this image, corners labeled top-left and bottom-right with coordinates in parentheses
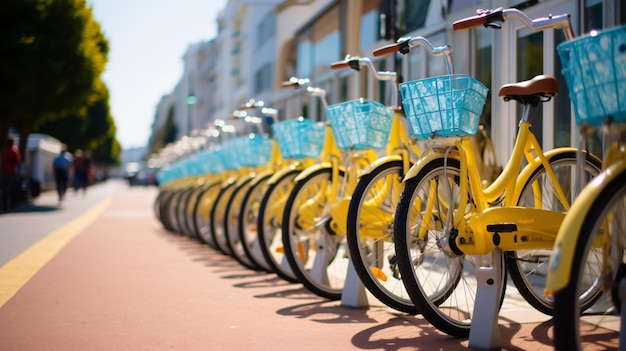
top-left (88, 0), bottom-right (227, 150)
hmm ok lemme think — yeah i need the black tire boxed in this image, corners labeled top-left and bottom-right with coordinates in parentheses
top-left (175, 186), bottom-right (198, 238)
top-left (257, 169), bottom-right (301, 283)
top-left (552, 169), bottom-right (626, 351)
top-left (238, 173), bottom-right (274, 272)
top-left (210, 181), bottom-right (237, 255)
top-left (192, 182), bottom-right (221, 248)
top-left (509, 150), bottom-right (602, 315)
top-left (165, 189), bottom-right (184, 234)
top-left (346, 160), bottom-right (418, 314)
top-left (282, 167), bottom-right (346, 300)
top-left (394, 157), bottom-right (506, 337)
top-left (223, 176), bottom-right (261, 270)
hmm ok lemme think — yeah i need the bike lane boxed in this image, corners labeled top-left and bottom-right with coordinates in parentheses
top-left (0, 180), bottom-right (567, 350)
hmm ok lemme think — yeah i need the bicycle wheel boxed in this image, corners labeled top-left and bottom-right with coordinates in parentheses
top-left (238, 173), bottom-right (273, 272)
top-left (552, 169), bottom-right (625, 351)
top-left (511, 151), bottom-right (602, 315)
top-left (210, 180), bottom-right (237, 255)
top-left (158, 189), bottom-right (177, 231)
top-left (166, 189), bottom-right (186, 234)
top-left (282, 167), bottom-right (347, 300)
top-left (182, 185), bottom-right (208, 240)
top-left (394, 157), bottom-right (506, 337)
top-left (346, 159), bottom-right (418, 314)
top-left (223, 176), bottom-right (261, 270)
top-left (192, 182), bottom-right (221, 248)
top-left (175, 186), bottom-right (198, 238)
top-left (257, 169), bottom-right (301, 282)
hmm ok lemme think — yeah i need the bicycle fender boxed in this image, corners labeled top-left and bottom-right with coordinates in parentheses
top-left (545, 160), bottom-right (626, 294)
top-left (513, 147), bottom-right (601, 201)
top-left (358, 155), bottom-right (402, 177)
top-left (266, 166), bottom-right (303, 185)
top-left (402, 150), bottom-right (461, 181)
top-left (294, 162), bottom-right (337, 182)
top-left (248, 170), bottom-right (275, 187)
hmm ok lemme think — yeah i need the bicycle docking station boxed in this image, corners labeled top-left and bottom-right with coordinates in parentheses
top-left (341, 257), bottom-right (369, 308)
top-left (469, 250), bottom-right (504, 350)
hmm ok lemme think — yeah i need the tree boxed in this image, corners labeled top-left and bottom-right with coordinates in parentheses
top-left (0, 0), bottom-right (109, 159)
top-left (149, 105), bottom-right (179, 154)
top-left (36, 85), bottom-right (121, 165)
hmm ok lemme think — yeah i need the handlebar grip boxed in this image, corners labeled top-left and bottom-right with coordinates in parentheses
top-left (373, 43), bottom-right (401, 57)
top-left (452, 7), bottom-right (504, 30)
top-left (330, 61), bottom-right (350, 70)
top-left (453, 15), bottom-right (486, 30)
top-left (281, 81), bottom-right (297, 88)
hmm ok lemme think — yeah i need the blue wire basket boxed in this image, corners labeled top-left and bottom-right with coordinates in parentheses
top-left (400, 74), bottom-right (488, 139)
top-left (272, 118), bottom-right (325, 159)
top-left (557, 25), bottom-right (626, 126)
top-left (198, 149), bottom-right (224, 174)
top-left (218, 139), bottom-right (242, 170)
top-left (325, 98), bottom-right (392, 150)
top-left (235, 134), bottom-right (274, 167)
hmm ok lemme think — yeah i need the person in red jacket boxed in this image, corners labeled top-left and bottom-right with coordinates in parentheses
top-left (1, 136), bottom-right (22, 213)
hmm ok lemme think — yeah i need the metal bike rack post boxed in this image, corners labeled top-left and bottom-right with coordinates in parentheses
top-left (469, 251), bottom-right (503, 350)
top-left (341, 257), bottom-right (369, 308)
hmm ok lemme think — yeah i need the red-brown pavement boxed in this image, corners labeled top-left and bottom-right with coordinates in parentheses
top-left (0, 181), bottom-right (579, 350)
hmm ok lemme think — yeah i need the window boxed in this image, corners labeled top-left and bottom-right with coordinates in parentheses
top-left (517, 29), bottom-right (544, 146)
top-left (254, 63), bottom-right (274, 94)
top-left (475, 27), bottom-right (493, 133)
top-left (359, 0), bottom-right (382, 50)
top-left (257, 12), bottom-right (276, 49)
top-left (295, 5), bottom-right (341, 77)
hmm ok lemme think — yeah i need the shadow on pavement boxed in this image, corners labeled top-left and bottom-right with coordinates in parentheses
top-left (276, 300), bottom-right (379, 324)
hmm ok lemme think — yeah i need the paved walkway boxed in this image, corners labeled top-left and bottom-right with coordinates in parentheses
top-left (0, 180), bottom-right (613, 350)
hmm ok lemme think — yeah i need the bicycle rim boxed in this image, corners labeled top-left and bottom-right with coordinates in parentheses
top-left (347, 160), bottom-right (417, 314)
top-left (511, 151), bottom-right (602, 315)
top-left (395, 157), bottom-right (506, 337)
top-left (553, 171), bottom-right (625, 350)
top-left (258, 170), bottom-right (300, 282)
top-left (282, 168), bottom-right (346, 300)
top-left (239, 174), bottom-right (273, 272)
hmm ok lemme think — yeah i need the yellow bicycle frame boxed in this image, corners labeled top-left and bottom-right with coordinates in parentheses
top-left (404, 120), bottom-right (599, 255)
top-left (545, 144), bottom-right (626, 295)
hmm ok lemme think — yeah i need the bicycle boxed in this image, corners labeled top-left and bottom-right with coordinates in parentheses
top-left (253, 78), bottom-right (327, 282)
top-left (344, 38), bottom-right (456, 314)
top-left (280, 56), bottom-right (394, 300)
top-left (385, 8), bottom-right (603, 337)
top-left (543, 24), bottom-right (626, 350)
top-left (210, 110), bottom-right (275, 269)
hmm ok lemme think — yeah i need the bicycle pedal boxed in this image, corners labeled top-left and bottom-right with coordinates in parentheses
top-left (486, 223), bottom-right (517, 233)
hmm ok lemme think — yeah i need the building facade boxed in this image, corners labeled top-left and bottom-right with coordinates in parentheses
top-left (152, 0), bottom-right (625, 162)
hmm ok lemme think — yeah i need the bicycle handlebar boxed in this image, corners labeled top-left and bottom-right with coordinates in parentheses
top-left (330, 55), bottom-right (399, 107)
top-left (373, 36), bottom-right (453, 75)
top-left (281, 76), bottom-right (328, 108)
top-left (453, 7), bottom-right (574, 40)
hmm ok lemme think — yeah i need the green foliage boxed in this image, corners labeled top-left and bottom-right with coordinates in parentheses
top-left (36, 85), bottom-right (120, 165)
top-left (149, 104), bottom-right (178, 154)
top-left (0, 0), bottom-right (119, 165)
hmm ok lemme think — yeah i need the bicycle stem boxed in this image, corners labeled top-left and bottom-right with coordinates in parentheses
top-left (282, 76), bottom-right (329, 109)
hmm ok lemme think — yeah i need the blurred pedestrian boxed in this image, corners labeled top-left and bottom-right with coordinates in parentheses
top-left (52, 144), bottom-right (73, 203)
top-left (79, 150), bottom-right (93, 195)
top-left (72, 149), bottom-right (83, 192)
top-left (1, 136), bottom-right (21, 213)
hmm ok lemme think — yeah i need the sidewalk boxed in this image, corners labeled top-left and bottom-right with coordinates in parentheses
top-left (0, 180), bottom-right (568, 350)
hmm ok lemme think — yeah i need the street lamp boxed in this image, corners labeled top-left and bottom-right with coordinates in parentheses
top-left (186, 93), bottom-right (197, 136)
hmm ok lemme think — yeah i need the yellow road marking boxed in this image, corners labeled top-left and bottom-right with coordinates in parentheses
top-left (0, 196), bottom-right (113, 308)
